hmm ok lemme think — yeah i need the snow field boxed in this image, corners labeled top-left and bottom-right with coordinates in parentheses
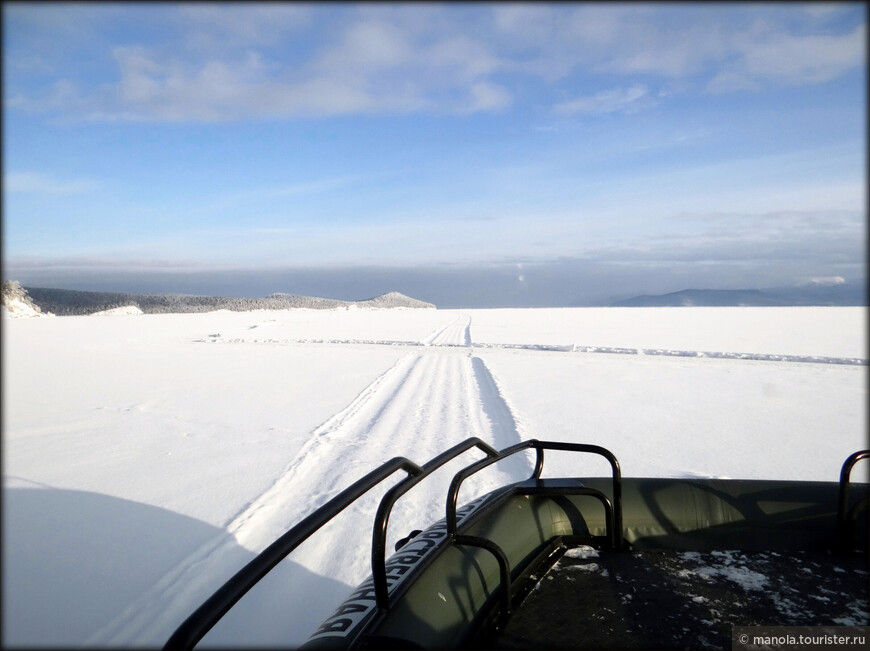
top-left (467, 306), bottom-right (867, 359)
top-left (2, 306), bottom-right (867, 647)
top-left (481, 348), bottom-right (866, 481)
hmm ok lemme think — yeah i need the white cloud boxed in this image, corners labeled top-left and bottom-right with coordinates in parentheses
top-left (177, 4), bottom-right (311, 50)
top-left (426, 36), bottom-right (502, 80)
top-left (708, 21), bottom-right (866, 92)
top-left (492, 5), bottom-right (556, 42)
top-left (316, 20), bottom-right (415, 74)
top-left (802, 276), bottom-right (846, 285)
top-left (802, 4), bottom-right (854, 20)
top-left (5, 172), bottom-right (99, 194)
top-left (553, 85), bottom-right (654, 115)
top-left (591, 19), bottom-right (730, 78)
top-left (464, 82), bottom-right (512, 113)
top-left (497, 5), bottom-right (864, 91)
top-left (5, 5), bottom-right (866, 122)
top-left (706, 71), bottom-right (763, 94)
top-left (33, 11), bottom-right (510, 121)
top-left (267, 175), bottom-right (363, 198)
top-left (740, 22), bottom-right (866, 84)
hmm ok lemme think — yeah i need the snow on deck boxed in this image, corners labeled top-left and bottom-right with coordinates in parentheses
top-left (495, 548), bottom-right (869, 649)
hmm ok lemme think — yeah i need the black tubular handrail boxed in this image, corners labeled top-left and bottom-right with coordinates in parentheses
top-left (547, 487), bottom-right (615, 549)
top-left (446, 440), bottom-right (624, 550)
top-left (836, 449), bottom-right (870, 551)
top-left (164, 457), bottom-right (424, 650)
top-left (371, 437), bottom-right (499, 610)
top-left (454, 487), bottom-right (615, 629)
top-left (453, 534), bottom-right (513, 621)
top-left (165, 439), bottom-right (624, 648)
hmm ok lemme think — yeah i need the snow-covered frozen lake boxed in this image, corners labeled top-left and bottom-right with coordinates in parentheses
top-left (3, 306), bottom-right (867, 647)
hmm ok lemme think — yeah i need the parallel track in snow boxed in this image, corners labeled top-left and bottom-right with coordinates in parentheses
top-left (93, 308), bottom-right (866, 646)
top-left (89, 315), bottom-right (530, 646)
top-left (422, 313), bottom-right (472, 346)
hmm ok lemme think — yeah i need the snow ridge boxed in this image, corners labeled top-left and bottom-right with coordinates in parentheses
top-left (200, 336), bottom-right (866, 367)
top-left (91, 305), bottom-right (145, 316)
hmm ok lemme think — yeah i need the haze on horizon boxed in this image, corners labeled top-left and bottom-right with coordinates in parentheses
top-left (3, 3), bottom-right (867, 307)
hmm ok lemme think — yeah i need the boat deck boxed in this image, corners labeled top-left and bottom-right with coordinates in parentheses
top-left (490, 547), bottom-right (869, 650)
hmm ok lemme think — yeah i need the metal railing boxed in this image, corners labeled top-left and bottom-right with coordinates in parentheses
top-left (446, 439), bottom-right (623, 549)
top-left (164, 456), bottom-right (423, 649)
top-left (836, 449), bottom-right (870, 552)
top-left (370, 437), bottom-right (499, 609)
top-left (164, 437), bottom-right (624, 649)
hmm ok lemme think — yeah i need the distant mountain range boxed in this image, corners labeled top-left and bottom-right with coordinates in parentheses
top-left (20, 286), bottom-right (435, 316)
top-left (609, 283), bottom-right (866, 307)
top-left (8, 282), bottom-right (865, 314)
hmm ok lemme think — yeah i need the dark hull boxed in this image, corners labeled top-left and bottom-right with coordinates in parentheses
top-left (304, 477), bottom-right (868, 649)
top-left (164, 441), bottom-right (869, 650)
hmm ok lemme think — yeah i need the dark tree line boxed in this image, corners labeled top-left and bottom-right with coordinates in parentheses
top-left (20, 287), bottom-right (433, 315)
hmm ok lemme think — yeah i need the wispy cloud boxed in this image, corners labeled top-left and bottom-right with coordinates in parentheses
top-left (266, 175), bottom-right (363, 198)
top-left (5, 206), bottom-right (863, 279)
top-left (176, 4), bottom-right (312, 50)
top-left (5, 5), bottom-right (863, 123)
top-left (708, 22), bottom-right (866, 92)
top-left (6, 6), bottom-right (509, 122)
top-left (553, 84), bottom-right (657, 115)
top-left (3, 254), bottom-right (214, 271)
top-left (5, 171), bottom-right (99, 194)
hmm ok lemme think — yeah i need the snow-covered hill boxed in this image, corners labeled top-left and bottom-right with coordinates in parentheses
top-left (91, 305), bottom-right (145, 316)
top-left (1, 280), bottom-right (53, 318)
top-left (355, 291), bottom-right (435, 309)
top-left (24, 286), bottom-right (435, 315)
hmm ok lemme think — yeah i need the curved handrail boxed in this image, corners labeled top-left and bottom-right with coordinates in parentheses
top-left (837, 449), bottom-right (870, 551)
top-left (446, 440), bottom-right (623, 549)
top-left (446, 439), bottom-right (536, 537)
top-left (453, 486), bottom-right (616, 627)
top-left (164, 456), bottom-right (423, 650)
top-left (371, 437), bottom-right (499, 609)
top-left (452, 534), bottom-right (513, 622)
top-left (165, 438), bottom-right (624, 648)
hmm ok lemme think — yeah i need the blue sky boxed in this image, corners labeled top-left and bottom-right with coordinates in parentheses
top-left (2, 3), bottom-right (867, 306)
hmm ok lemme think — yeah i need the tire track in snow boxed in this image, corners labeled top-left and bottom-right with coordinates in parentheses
top-left (422, 313), bottom-right (472, 346)
top-left (88, 346), bottom-right (528, 646)
top-left (84, 352), bottom-right (423, 646)
top-left (224, 353), bottom-right (427, 550)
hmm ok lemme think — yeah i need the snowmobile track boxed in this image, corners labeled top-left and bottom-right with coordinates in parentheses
top-left (422, 313), bottom-right (472, 346)
top-left (86, 340), bottom-right (528, 646)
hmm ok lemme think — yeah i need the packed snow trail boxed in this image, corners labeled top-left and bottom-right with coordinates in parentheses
top-left (423, 313), bottom-right (472, 346)
top-left (87, 339), bottom-right (531, 646)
